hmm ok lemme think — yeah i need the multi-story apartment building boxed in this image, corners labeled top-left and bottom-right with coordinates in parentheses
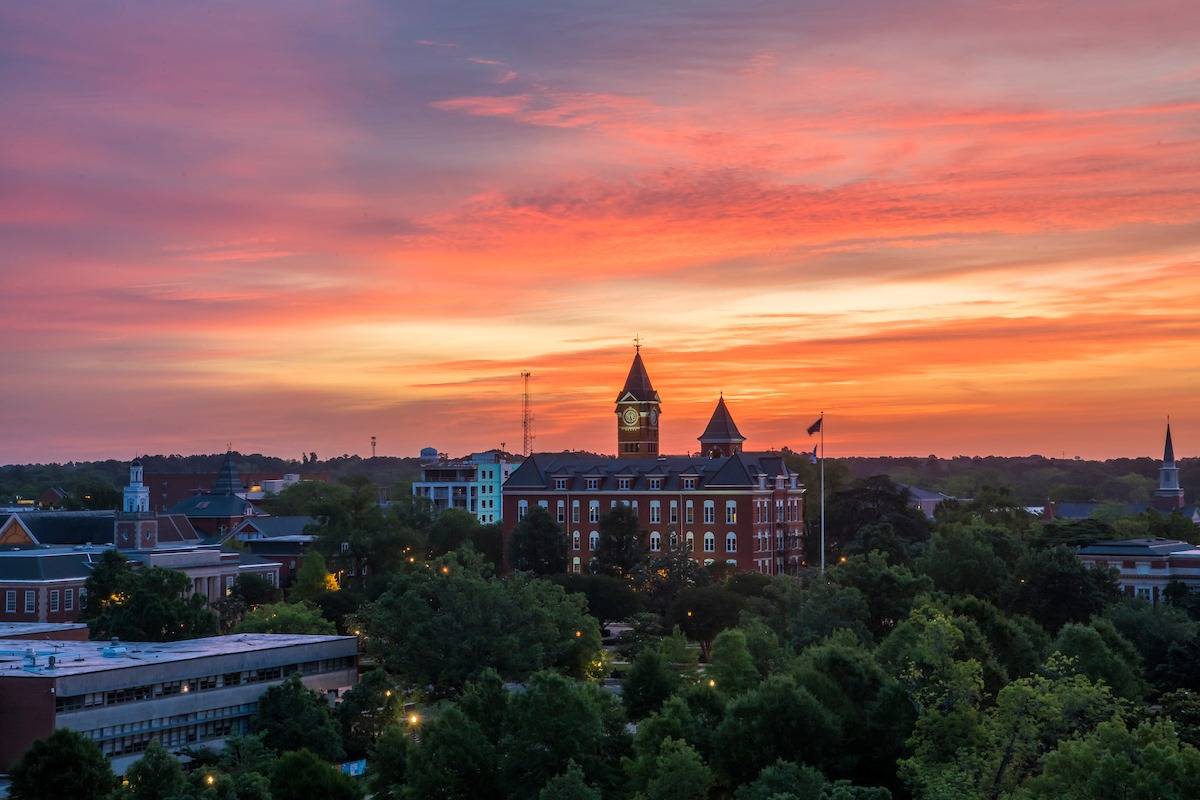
top-left (0, 633), bottom-right (357, 773)
top-left (412, 450), bottom-right (519, 525)
top-left (502, 349), bottom-right (807, 575)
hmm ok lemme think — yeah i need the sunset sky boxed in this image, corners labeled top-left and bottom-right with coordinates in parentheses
top-left (2, 1), bottom-right (1198, 463)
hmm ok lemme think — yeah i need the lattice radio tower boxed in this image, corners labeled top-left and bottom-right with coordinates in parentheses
top-left (521, 371), bottom-right (534, 456)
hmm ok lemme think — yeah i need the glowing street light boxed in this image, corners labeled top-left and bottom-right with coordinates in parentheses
top-left (407, 712), bottom-right (421, 727)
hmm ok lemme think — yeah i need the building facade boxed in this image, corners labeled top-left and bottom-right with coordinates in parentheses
top-left (0, 633), bottom-right (357, 773)
top-left (502, 350), bottom-right (807, 575)
top-left (412, 450), bottom-right (519, 525)
top-left (1077, 538), bottom-right (1200, 604)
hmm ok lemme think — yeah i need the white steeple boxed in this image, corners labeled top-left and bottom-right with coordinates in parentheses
top-left (123, 458), bottom-right (150, 514)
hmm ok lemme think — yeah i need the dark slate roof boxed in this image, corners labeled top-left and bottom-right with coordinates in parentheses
top-left (900, 485), bottom-right (952, 502)
top-left (616, 352), bottom-right (659, 403)
top-left (157, 514), bottom-right (201, 543)
top-left (234, 551), bottom-right (279, 569)
top-left (504, 451), bottom-right (796, 492)
top-left (169, 494), bottom-right (253, 518)
top-left (16, 512), bottom-right (114, 546)
top-left (1078, 538), bottom-right (1200, 557)
top-left (0, 547), bottom-right (107, 582)
top-left (246, 539), bottom-right (309, 556)
top-left (698, 396), bottom-right (745, 444)
top-left (233, 516), bottom-right (316, 538)
top-left (211, 451), bottom-right (244, 495)
top-left (1165, 424), bottom-right (1177, 464)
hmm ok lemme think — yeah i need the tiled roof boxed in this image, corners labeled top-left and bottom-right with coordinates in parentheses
top-left (0, 546), bottom-right (106, 582)
top-left (698, 396), bottom-right (745, 444)
top-left (504, 451), bottom-right (796, 492)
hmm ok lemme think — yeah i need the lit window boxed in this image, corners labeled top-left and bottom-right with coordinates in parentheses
top-left (726, 501), bottom-right (737, 524)
top-left (573, 531), bottom-right (580, 551)
top-left (518, 500), bottom-right (529, 521)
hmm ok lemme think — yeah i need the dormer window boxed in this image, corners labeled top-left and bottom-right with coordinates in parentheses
top-left (649, 478), bottom-right (662, 490)
top-left (618, 478), bottom-right (631, 491)
top-left (683, 478), bottom-right (696, 490)
top-left (554, 478), bottom-right (567, 490)
top-left (586, 478), bottom-right (600, 491)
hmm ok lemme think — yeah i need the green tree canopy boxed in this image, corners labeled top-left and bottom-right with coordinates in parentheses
top-left (252, 673), bottom-right (345, 761)
top-left (81, 550), bottom-right (217, 642)
top-left (235, 600), bottom-right (336, 635)
top-left (707, 628), bottom-right (760, 697)
top-left (270, 749), bottom-right (361, 800)
top-left (593, 505), bottom-right (645, 578)
top-left (509, 505), bottom-right (568, 574)
top-left (8, 729), bottom-right (117, 800)
top-left (668, 584), bottom-right (745, 659)
top-left (538, 761), bottom-right (601, 800)
top-left (554, 573), bottom-right (642, 623)
top-left (117, 740), bottom-right (186, 800)
top-left (624, 644), bottom-right (682, 720)
top-left (1049, 619), bottom-right (1145, 700)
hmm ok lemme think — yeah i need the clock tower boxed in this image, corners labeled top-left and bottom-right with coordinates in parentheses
top-left (615, 345), bottom-right (661, 459)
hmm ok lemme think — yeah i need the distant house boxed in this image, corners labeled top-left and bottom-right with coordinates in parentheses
top-left (228, 516), bottom-right (317, 586)
top-left (1077, 538), bottom-right (1200, 604)
top-left (899, 485), bottom-right (958, 519)
top-left (37, 487), bottom-right (67, 510)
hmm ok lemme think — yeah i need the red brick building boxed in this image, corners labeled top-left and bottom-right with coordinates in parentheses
top-left (502, 349), bottom-right (807, 575)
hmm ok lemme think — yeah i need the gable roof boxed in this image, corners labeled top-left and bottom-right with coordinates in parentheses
top-left (16, 512), bottom-right (115, 546)
top-left (616, 352), bottom-right (659, 403)
top-left (169, 494), bottom-right (253, 518)
top-left (232, 516), bottom-right (316, 538)
top-left (699, 396), bottom-right (746, 444)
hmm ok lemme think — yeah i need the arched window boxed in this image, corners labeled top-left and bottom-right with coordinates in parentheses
top-left (726, 532), bottom-right (737, 553)
top-left (589, 531), bottom-right (599, 551)
top-left (703, 500), bottom-right (715, 524)
top-left (572, 531), bottom-right (580, 551)
top-left (572, 557), bottom-right (581, 574)
top-left (725, 500), bottom-right (737, 524)
top-left (685, 531), bottom-right (695, 551)
top-left (703, 532), bottom-right (715, 553)
top-left (518, 500), bottom-right (529, 520)
top-left (704, 558), bottom-right (715, 567)
top-left (726, 559), bottom-right (738, 566)
top-left (649, 532), bottom-right (661, 552)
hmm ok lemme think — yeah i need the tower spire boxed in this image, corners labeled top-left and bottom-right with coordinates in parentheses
top-left (1154, 420), bottom-right (1184, 511)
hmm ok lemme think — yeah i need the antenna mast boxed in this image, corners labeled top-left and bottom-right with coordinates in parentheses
top-left (370, 435), bottom-right (377, 458)
top-left (521, 371), bottom-right (534, 456)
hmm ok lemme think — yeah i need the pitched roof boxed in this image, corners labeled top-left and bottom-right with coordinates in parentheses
top-left (616, 352), bottom-right (659, 403)
top-left (1078, 537), bottom-right (1200, 557)
top-left (211, 451), bottom-right (244, 495)
top-left (16, 512), bottom-right (114, 546)
top-left (169, 494), bottom-right (253, 518)
top-left (0, 547), bottom-right (107, 582)
top-left (698, 396), bottom-right (745, 444)
top-left (157, 514), bottom-right (201, 543)
top-left (1165, 423), bottom-right (1177, 465)
top-left (503, 451), bottom-right (795, 491)
top-left (232, 516), bottom-right (316, 538)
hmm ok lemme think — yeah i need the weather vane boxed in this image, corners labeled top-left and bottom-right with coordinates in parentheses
top-left (633, 333), bottom-right (642, 353)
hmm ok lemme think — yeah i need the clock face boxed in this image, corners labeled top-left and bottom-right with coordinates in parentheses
top-left (622, 407), bottom-right (639, 427)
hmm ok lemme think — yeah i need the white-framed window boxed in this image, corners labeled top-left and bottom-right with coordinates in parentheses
top-left (340, 541), bottom-right (350, 554)
top-left (572, 531), bottom-right (581, 551)
top-left (24, 591), bottom-right (35, 614)
top-left (683, 478), bottom-right (696, 490)
top-left (726, 559), bottom-right (738, 566)
top-left (555, 478), bottom-right (567, 490)
top-left (726, 532), bottom-right (738, 553)
top-left (65, 588), bottom-right (74, 611)
top-left (726, 500), bottom-right (737, 524)
top-left (669, 500), bottom-right (679, 524)
top-left (649, 478), bottom-right (662, 490)
top-left (78, 587), bottom-right (87, 606)
top-left (557, 501), bottom-right (565, 523)
top-left (703, 501), bottom-right (715, 525)
top-left (589, 501), bottom-right (600, 523)
top-left (649, 501), bottom-right (661, 524)
top-left (572, 557), bottom-right (581, 574)
top-left (704, 532), bottom-right (715, 553)
top-left (777, 500), bottom-right (784, 521)
top-left (686, 531), bottom-right (695, 551)
top-left (686, 500), bottom-right (694, 524)
top-left (704, 558), bottom-right (715, 566)
top-left (618, 478), bottom-right (631, 490)
top-left (4, 590), bottom-right (15, 613)
top-left (1135, 586), bottom-right (1152, 601)
top-left (586, 478), bottom-right (599, 490)
top-left (518, 500), bottom-right (529, 521)
top-left (50, 590), bottom-right (60, 613)
top-left (572, 500), bottom-right (580, 523)
top-left (650, 532), bottom-right (661, 552)
top-left (589, 531), bottom-right (599, 551)
top-left (537, 500), bottom-right (549, 510)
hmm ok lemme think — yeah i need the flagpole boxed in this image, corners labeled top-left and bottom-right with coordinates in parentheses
top-left (819, 411), bottom-right (825, 576)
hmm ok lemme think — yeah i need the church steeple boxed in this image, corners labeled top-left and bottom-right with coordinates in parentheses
top-left (615, 345), bottom-right (661, 459)
top-left (699, 394), bottom-right (746, 458)
top-left (1153, 421), bottom-right (1185, 510)
top-left (116, 456), bottom-right (157, 550)
top-left (212, 450), bottom-right (243, 495)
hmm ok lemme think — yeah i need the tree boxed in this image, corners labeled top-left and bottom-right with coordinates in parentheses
top-left (877, 603), bottom-right (984, 716)
top-left (366, 725), bottom-right (409, 800)
top-left (253, 673), bottom-right (345, 761)
top-left (404, 706), bottom-right (501, 800)
top-left (291, 550), bottom-right (335, 602)
top-left (81, 551), bottom-right (217, 642)
top-left (336, 668), bottom-right (401, 760)
top-left (1049, 620), bottom-right (1145, 700)
top-left (624, 645), bottom-right (682, 720)
top-left (270, 749), bottom-right (361, 800)
top-left (824, 476), bottom-right (930, 560)
top-left (1007, 546), bottom-right (1119, 633)
top-left (230, 573), bottom-right (281, 606)
top-left (554, 573), bottom-right (641, 623)
top-left (831, 551), bottom-right (933, 639)
top-left (8, 729), bottom-right (117, 800)
top-left (360, 550), bottom-right (600, 695)
top-left (707, 629), bottom-right (760, 697)
top-left (311, 475), bottom-right (420, 577)
top-left (262, 479), bottom-right (352, 517)
top-left (499, 671), bottom-right (628, 798)
top-left (429, 507), bottom-right (482, 557)
top-left (509, 506), bottom-right (568, 574)
top-left (1162, 689), bottom-right (1200, 749)
top-left (769, 579), bottom-right (871, 651)
top-left (917, 521), bottom-right (1017, 605)
top-left (592, 505), bottom-right (645, 578)
top-left (1101, 599), bottom-right (1198, 686)
top-left (235, 600), bottom-right (336, 634)
top-left (735, 760), bottom-right (828, 800)
top-left (643, 738), bottom-right (714, 800)
top-left (118, 740), bottom-right (186, 800)
top-left (1018, 720), bottom-right (1200, 800)
top-left (538, 761), bottom-right (602, 800)
top-left (714, 675), bottom-right (840, 785)
top-left (668, 585), bottom-right (745, 659)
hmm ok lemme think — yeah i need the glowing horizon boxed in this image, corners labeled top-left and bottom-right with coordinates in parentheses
top-left (1, 1), bottom-right (1198, 464)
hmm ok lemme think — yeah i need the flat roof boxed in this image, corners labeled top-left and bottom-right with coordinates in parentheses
top-left (0, 633), bottom-right (355, 678)
top-left (0, 622), bottom-right (89, 638)
top-left (1078, 537), bottom-right (1200, 557)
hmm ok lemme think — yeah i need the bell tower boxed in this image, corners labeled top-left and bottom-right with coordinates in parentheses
top-left (1153, 422), bottom-right (1185, 511)
top-left (116, 458), bottom-right (158, 550)
top-left (615, 342), bottom-right (661, 459)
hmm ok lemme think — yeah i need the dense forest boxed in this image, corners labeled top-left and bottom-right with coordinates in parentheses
top-left (2, 451), bottom-right (1193, 510)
